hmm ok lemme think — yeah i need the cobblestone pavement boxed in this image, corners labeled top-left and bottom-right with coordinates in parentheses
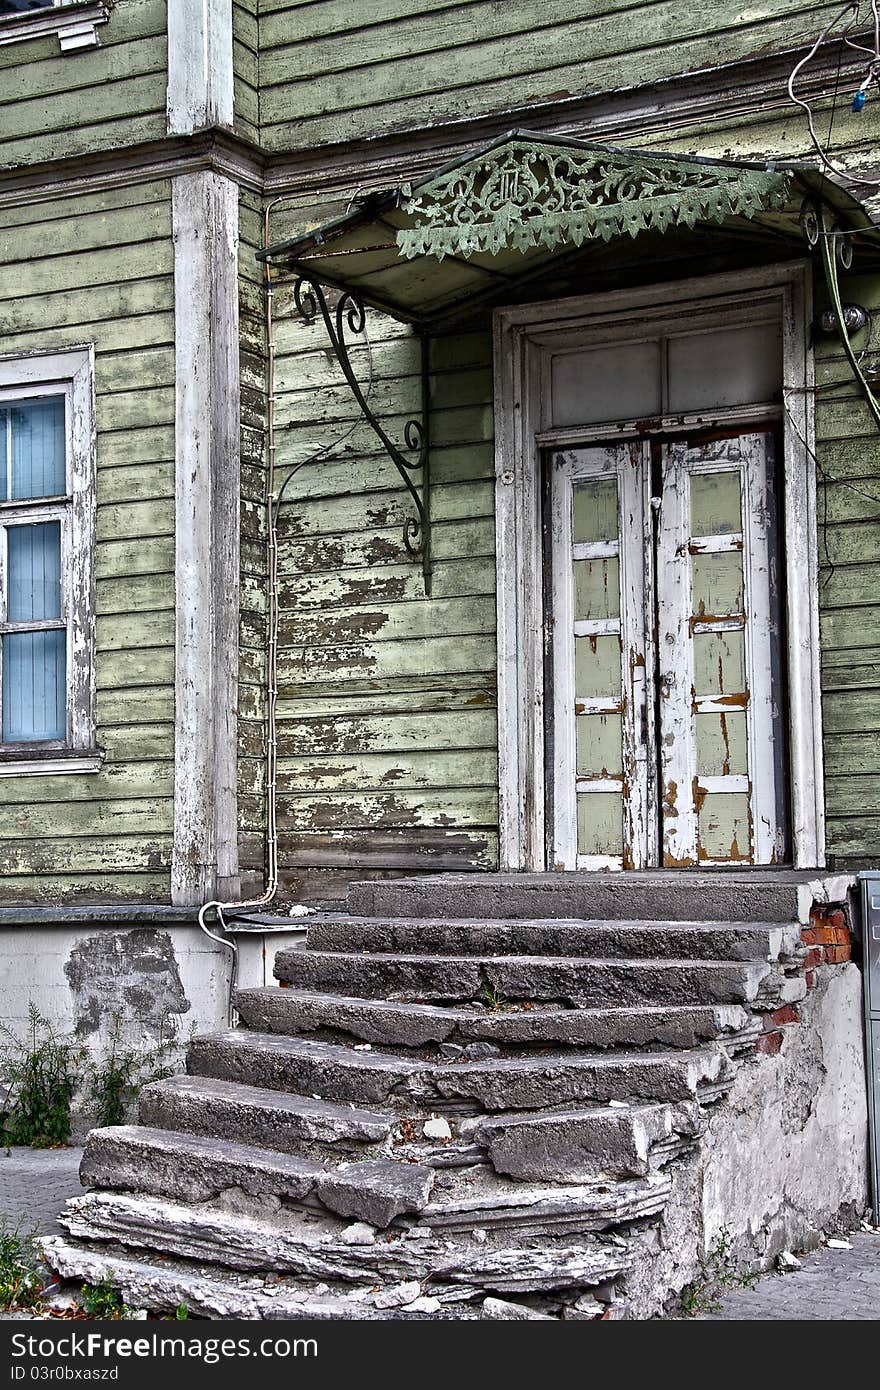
top-left (700, 1231), bottom-right (880, 1320)
top-left (0, 1146), bottom-right (83, 1236)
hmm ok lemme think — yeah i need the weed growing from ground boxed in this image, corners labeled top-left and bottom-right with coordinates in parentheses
top-left (0, 1225), bottom-right (45, 1311)
top-left (680, 1228), bottom-right (760, 1316)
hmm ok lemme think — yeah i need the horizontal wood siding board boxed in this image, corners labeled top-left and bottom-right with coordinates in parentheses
top-left (259, 5), bottom-right (843, 147)
top-left (0, 875), bottom-right (171, 905)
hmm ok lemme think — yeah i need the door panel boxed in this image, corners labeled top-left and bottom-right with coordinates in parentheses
top-left (550, 443), bottom-right (654, 870)
top-left (657, 432), bottom-right (783, 866)
top-left (549, 430), bottom-right (784, 869)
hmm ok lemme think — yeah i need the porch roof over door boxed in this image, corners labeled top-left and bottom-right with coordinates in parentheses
top-left (258, 129), bottom-right (880, 329)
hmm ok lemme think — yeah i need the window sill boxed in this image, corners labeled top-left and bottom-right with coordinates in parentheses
top-left (0, 749), bottom-right (103, 777)
top-left (0, 3), bottom-right (109, 52)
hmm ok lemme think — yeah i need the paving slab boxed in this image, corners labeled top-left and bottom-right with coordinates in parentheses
top-left (697, 1231), bottom-right (880, 1320)
top-left (0, 1146), bottom-right (83, 1235)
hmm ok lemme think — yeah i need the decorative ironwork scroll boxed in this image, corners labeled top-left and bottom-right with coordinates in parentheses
top-left (291, 272), bottom-right (431, 591)
top-left (397, 140), bottom-right (791, 261)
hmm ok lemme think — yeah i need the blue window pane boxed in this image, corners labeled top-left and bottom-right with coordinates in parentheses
top-left (2, 630), bottom-right (66, 742)
top-left (7, 522), bottom-right (61, 622)
top-left (1, 396), bottom-right (65, 500)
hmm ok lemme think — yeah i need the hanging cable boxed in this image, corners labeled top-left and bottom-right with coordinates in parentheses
top-left (788, 0), bottom-right (880, 189)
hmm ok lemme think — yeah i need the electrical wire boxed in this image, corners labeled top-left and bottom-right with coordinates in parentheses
top-left (788, 0), bottom-right (880, 189)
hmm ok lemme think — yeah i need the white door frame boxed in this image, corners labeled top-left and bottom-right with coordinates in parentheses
top-left (493, 261), bottom-right (824, 871)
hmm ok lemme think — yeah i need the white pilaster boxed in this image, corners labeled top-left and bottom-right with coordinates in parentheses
top-left (166, 0), bottom-right (234, 134)
top-left (171, 170), bottom-right (241, 906)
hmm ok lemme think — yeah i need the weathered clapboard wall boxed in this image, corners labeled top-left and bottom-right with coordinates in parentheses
top-left (0, 0), bottom-right (168, 171)
top-left (260, 193), bottom-right (497, 900)
top-left (0, 179), bottom-right (176, 901)
top-left (257, 0), bottom-right (850, 152)
top-left (233, 0), bottom-right (259, 146)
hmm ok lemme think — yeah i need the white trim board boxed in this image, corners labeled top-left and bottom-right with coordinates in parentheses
top-left (493, 261), bottom-right (824, 872)
top-left (171, 170), bottom-right (241, 906)
top-left (166, 0), bottom-right (234, 135)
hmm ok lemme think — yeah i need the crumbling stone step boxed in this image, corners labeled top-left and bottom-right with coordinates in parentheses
top-left (80, 1125), bottom-right (324, 1204)
top-left (80, 1124), bottom-right (436, 1230)
top-left (305, 916), bottom-right (790, 962)
top-left (414, 1167), bottom-right (672, 1232)
top-left (236, 986), bottom-right (756, 1050)
top-left (138, 1074), bottom-right (392, 1157)
top-left (346, 871), bottom-right (809, 923)
top-left (41, 1238), bottom-right (473, 1319)
top-left (273, 949), bottom-right (772, 1007)
top-left (462, 1101), bottom-right (692, 1181)
top-left (187, 1029), bottom-right (733, 1108)
top-left (58, 1190), bottom-right (633, 1292)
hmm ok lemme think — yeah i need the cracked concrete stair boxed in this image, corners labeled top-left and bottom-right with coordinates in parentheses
top-left (274, 948), bottom-right (777, 1007)
top-left (305, 916), bottom-right (795, 961)
top-left (346, 871), bottom-right (813, 923)
top-left (235, 986), bottom-right (760, 1049)
top-left (56, 1188), bottom-right (637, 1289)
top-left (188, 1028), bottom-right (735, 1107)
top-left (137, 1074), bottom-right (393, 1158)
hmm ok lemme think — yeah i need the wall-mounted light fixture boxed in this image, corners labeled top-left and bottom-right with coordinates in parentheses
top-left (818, 303), bottom-right (869, 334)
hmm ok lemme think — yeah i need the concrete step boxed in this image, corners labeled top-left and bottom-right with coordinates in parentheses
top-left (346, 871), bottom-right (819, 923)
top-left (81, 1124), bottom-right (435, 1229)
top-left (273, 948), bottom-right (773, 1007)
top-left (236, 985), bottom-right (757, 1050)
top-left (305, 916), bottom-right (791, 961)
top-left (462, 1101), bottom-right (693, 1182)
top-left (57, 1189), bottom-right (635, 1293)
top-left (80, 1125), bottom-right (324, 1204)
top-left (41, 1237), bottom-right (480, 1319)
top-left (138, 1074), bottom-right (393, 1158)
top-left (413, 1165), bottom-right (672, 1232)
top-left (187, 1029), bottom-right (734, 1108)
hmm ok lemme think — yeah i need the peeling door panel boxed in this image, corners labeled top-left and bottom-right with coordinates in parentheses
top-left (658, 432), bottom-right (784, 867)
top-left (550, 443), bottom-right (653, 870)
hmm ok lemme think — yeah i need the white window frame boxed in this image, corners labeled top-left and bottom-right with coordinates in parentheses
top-left (0, 1), bottom-right (108, 52)
top-left (0, 347), bottom-right (100, 777)
top-left (493, 261), bottom-right (824, 871)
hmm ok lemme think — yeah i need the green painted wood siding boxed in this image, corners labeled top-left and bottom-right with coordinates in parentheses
top-left (234, 0), bottom-right (259, 145)
top-left (256, 0), bottom-right (850, 152)
top-left (0, 180), bottom-right (175, 901)
top-left (0, 1), bottom-right (168, 171)
top-left (258, 204), bottom-right (497, 898)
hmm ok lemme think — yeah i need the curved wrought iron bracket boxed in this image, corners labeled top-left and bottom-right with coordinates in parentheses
top-left (292, 271), bottom-right (432, 594)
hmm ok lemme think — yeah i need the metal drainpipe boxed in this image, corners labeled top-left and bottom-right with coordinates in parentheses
top-left (196, 200), bottom-right (287, 1020)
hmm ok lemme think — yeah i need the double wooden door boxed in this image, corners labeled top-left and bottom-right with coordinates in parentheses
top-left (548, 430), bottom-right (786, 869)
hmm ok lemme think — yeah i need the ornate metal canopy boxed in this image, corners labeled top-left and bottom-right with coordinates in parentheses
top-left (395, 139), bottom-right (790, 261)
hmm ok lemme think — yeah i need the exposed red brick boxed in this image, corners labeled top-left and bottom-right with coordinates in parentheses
top-left (766, 1004), bottom-right (800, 1027)
top-left (823, 944), bottom-right (851, 965)
top-left (803, 947), bottom-right (824, 970)
top-left (755, 1031), bottom-right (784, 1055)
top-left (802, 924), bottom-right (850, 946)
top-left (810, 907), bottom-right (846, 931)
top-left (805, 969), bottom-right (817, 991)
